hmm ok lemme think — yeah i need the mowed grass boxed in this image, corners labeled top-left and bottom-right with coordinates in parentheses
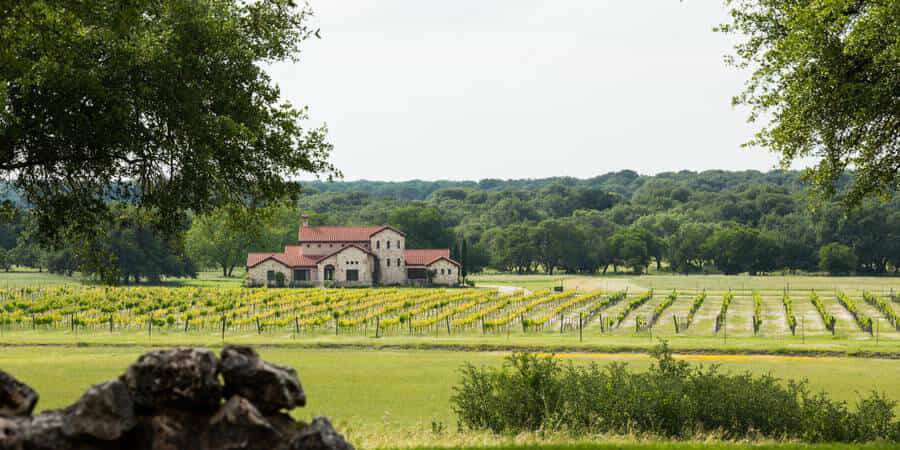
top-left (403, 445), bottom-right (900, 450)
top-left (1, 346), bottom-right (897, 448)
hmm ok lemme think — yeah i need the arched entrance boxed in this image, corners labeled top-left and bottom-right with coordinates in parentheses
top-left (323, 265), bottom-right (335, 281)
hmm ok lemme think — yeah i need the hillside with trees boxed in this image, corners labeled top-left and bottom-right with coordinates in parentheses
top-left (1, 170), bottom-right (897, 282)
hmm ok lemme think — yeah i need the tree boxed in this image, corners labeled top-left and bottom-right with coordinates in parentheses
top-left (0, 0), bottom-right (337, 244)
top-left (609, 227), bottom-right (652, 274)
top-left (668, 222), bottom-right (714, 274)
top-left (186, 206), bottom-right (273, 277)
top-left (818, 242), bottom-right (857, 275)
top-left (389, 207), bottom-right (453, 249)
top-left (720, 1), bottom-right (900, 206)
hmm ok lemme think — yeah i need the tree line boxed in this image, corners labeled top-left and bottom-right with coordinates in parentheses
top-left (1, 170), bottom-right (897, 282)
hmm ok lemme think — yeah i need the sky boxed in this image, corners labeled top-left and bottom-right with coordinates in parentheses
top-left (268, 1), bottom-right (797, 182)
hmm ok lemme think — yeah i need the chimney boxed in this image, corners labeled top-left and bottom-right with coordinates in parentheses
top-left (301, 214), bottom-right (309, 228)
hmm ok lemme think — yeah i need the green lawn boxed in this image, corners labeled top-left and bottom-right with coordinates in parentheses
top-left (0, 268), bottom-right (245, 288)
top-left (1, 346), bottom-right (897, 448)
top-left (402, 445), bottom-right (899, 450)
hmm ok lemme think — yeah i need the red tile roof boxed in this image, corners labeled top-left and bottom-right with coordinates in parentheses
top-left (404, 249), bottom-right (459, 267)
top-left (246, 244), bottom-right (376, 268)
top-left (298, 225), bottom-right (404, 242)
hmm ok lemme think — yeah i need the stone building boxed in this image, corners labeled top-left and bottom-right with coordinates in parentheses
top-left (246, 217), bottom-right (460, 287)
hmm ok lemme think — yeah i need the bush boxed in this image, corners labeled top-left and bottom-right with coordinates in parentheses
top-left (451, 341), bottom-right (898, 442)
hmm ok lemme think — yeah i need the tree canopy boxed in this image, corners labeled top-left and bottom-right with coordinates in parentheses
top-left (719, 0), bottom-right (900, 206)
top-left (0, 0), bottom-right (337, 243)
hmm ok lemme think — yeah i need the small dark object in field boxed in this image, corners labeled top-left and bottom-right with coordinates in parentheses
top-left (0, 347), bottom-right (353, 450)
top-left (0, 369), bottom-right (38, 418)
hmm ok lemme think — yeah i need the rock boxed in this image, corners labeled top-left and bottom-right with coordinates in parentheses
top-left (208, 396), bottom-right (282, 449)
top-left (15, 410), bottom-right (72, 450)
top-left (62, 380), bottom-right (136, 440)
top-left (0, 369), bottom-right (38, 417)
top-left (122, 348), bottom-right (221, 411)
top-left (0, 417), bottom-right (23, 450)
top-left (291, 417), bottom-right (354, 450)
top-left (220, 346), bottom-right (305, 413)
top-left (2, 346), bottom-right (353, 449)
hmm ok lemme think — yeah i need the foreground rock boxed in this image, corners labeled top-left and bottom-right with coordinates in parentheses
top-left (0, 369), bottom-right (38, 418)
top-left (220, 345), bottom-right (306, 413)
top-left (0, 346), bottom-right (353, 450)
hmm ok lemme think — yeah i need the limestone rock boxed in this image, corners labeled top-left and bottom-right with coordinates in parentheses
top-left (62, 380), bottom-right (136, 440)
top-left (220, 346), bottom-right (306, 413)
top-left (0, 369), bottom-right (38, 418)
top-left (122, 348), bottom-right (222, 411)
top-left (292, 417), bottom-right (354, 450)
top-left (208, 396), bottom-right (282, 449)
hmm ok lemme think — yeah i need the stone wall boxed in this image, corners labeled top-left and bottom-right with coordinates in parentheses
top-left (315, 246), bottom-right (375, 287)
top-left (246, 258), bottom-right (293, 287)
top-left (428, 259), bottom-right (460, 286)
top-left (0, 346), bottom-right (353, 450)
top-left (370, 229), bottom-right (406, 285)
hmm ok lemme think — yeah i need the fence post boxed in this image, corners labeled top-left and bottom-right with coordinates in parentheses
top-left (673, 316), bottom-right (679, 334)
top-left (559, 313), bottom-right (564, 334)
top-left (375, 316), bottom-right (380, 338)
top-left (110, 314), bottom-right (114, 333)
top-left (221, 314), bottom-right (226, 343)
top-left (579, 312), bottom-right (583, 342)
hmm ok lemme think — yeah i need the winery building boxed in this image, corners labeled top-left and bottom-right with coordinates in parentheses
top-left (246, 217), bottom-right (460, 287)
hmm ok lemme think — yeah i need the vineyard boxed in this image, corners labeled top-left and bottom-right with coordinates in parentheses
top-left (0, 286), bottom-right (899, 342)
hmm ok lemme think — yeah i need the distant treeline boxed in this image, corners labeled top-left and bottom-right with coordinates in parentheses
top-left (295, 170), bottom-right (898, 276)
top-left (1, 170), bottom-right (898, 282)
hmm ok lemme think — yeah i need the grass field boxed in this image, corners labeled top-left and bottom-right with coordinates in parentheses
top-left (1, 346), bottom-right (897, 448)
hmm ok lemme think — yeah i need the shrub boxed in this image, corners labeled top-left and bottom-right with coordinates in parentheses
top-left (451, 341), bottom-right (899, 442)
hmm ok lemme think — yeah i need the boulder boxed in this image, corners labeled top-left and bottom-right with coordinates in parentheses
top-left (208, 396), bottom-right (282, 449)
top-left (62, 380), bottom-right (136, 440)
top-left (1, 346), bottom-right (354, 450)
top-left (122, 348), bottom-right (222, 411)
top-left (0, 369), bottom-right (38, 417)
top-left (220, 346), bottom-right (305, 413)
top-left (291, 417), bottom-right (353, 450)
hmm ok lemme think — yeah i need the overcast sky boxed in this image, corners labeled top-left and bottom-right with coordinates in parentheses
top-left (269, 1), bottom-right (796, 182)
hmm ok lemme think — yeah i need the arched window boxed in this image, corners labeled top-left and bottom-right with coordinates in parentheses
top-left (387, 241), bottom-right (391, 249)
top-left (397, 240), bottom-right (401, 249)
top-left (396, 258), bottom-right (401, 266)
top-left (376, 241), bottom-right (380, 249)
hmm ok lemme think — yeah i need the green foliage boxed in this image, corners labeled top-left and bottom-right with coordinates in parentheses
top-left (752, 291), bottom-right (763, 334)
top-left (719, 0), bottom-right (900, 207)
top-left (783, 293), bottom-right (797, 335)
top-left (811, 291), bottom-right (836, 334)
top-left (0, 0), bottom-right (337, 243)
top-left (818, 243), bottom-right (858, 275)
top-left (451, 342), bottom-right (900, 442)
top-left (614, 291), bottom-right (653, 326)
top-left (863, 291), bottom-right (899, 331)
top-left (685, 292), bottom-right (706, 329)
top-left (715, 291), bottom-right (734, 333)
top-left (837, 291), bottom-right (873, 334)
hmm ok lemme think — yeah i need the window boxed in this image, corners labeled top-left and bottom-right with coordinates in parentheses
top-left (397, 240), bottom-right (401, 249)
top-left (407, 268), bottom-right (427, 279)
top-left (440, 269), bottom-right (445, 275)
top-left (324, 265), bottom-right (335, 281)
top-left (266, 270), bottom-right (276, 281)
top-left (396, 258), bottom-right (401, 266)
top-left (386, 259), bottom-right (391, 267)
top-left (376, 241), bottom-right (380, 249)
top-left (317, 244), bottom-right (321, 248)
top-left (294, 269), bottom-right (309, 281)
top-left (448, 269), bottom-right (452, 276)
top-left (346, 269), bottom-right (359, 282)
top-left (387, 241), bottom-right (391, 249)
top-left (329, 244), bottom-right (333, 248)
